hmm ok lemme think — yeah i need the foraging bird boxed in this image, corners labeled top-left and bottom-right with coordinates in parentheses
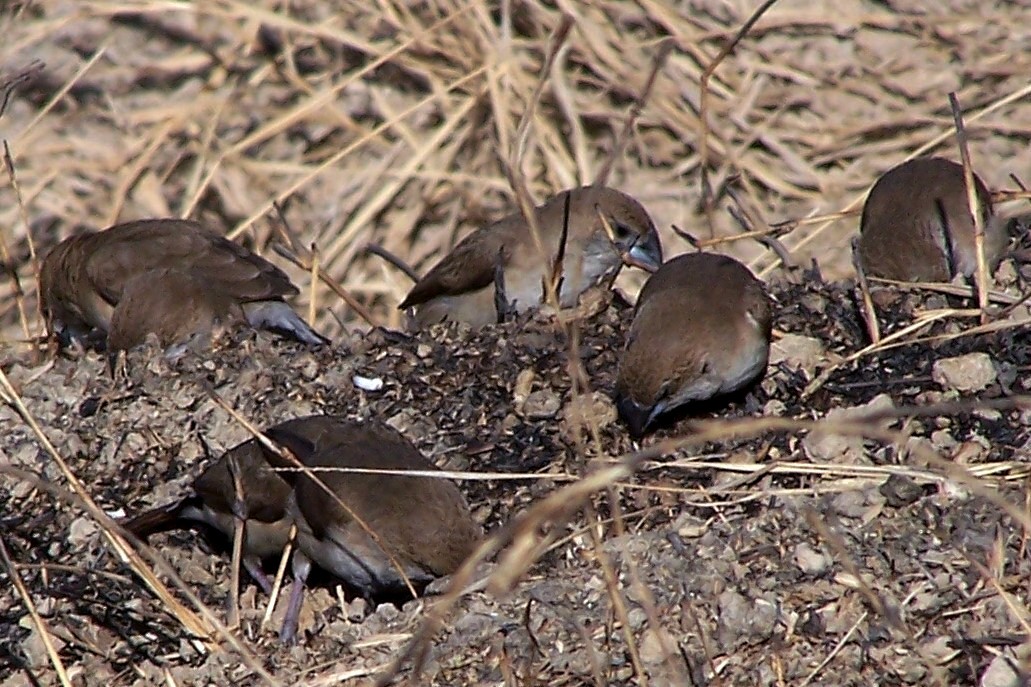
top-left (39, 218), bottom-right (327, 352)
top-left (121, 415), bottom-right (348, 593)
top-left (399, 186), bottom-right (663, 328)
top-left (857, 157), bottom-right (1006, 282)
top-left (106, 268), bottom-right (246, 354)
top-left (277, 420), bottom-right (480, 644)
top-left (614, 252), bottom-right (772, 438)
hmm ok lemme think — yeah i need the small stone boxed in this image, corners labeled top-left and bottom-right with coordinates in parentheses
top-left (932, 353), bottom-right (996, 393)
top-left (794, 543), bottom-right (831, 575)
top-left (980, 652), bottom-right (1023, 687)
top-left (803, 394), bottom-right (895, 463)
top-left (626, 607), bottom-right (648, 630)
top-left (929, 429), bottom-right (958, 453)
top-left (905, 436), bottom-right (938, 467)
top-left (800, 609), bottom-right (825, 636)
top-left (717, 590), bottom-right (777, 650)
top-left (347, 597), bottom-right (367, 622)
top-left (561, 392), bottom-right (617, 436)
top-left (803, 428), bottom-right (861, 463)
top-left (829, 490), bottom-right (870, 519)
top-left (11, 478), bottom-right (34, 499)
top-left (522, 389), bottom-right (561, 419)
top-left (920, 636), bottom-right (953, 663)
top-left (770, 333), bottom-right (831, 377)
top-left (880, 474), bottom-right (924, 507)
top-left (386, 408), bottom-right (435, 439)
top-left (512, 369), bottom-right (536, 413)
top-left (20, 627), bottom-right (66, 669)
top-left (638, 627), bottom-right (677, 665)
top-left (952, 440), bottom-right (989, 464)
top-left (894, 654), bottom-right (927, 683)
top-left (375, 603), bottom-right (400, 621)
top-left (994, 258), bottom-right (1018, 287)
top-left (974, 408), bottom-right (1002, 421)
top-left (675, 513), bottom-right (707, 538)
top-left (67, 516), bottom-right (98, 546)
top-left (352, 374), bottom-right (384, 392)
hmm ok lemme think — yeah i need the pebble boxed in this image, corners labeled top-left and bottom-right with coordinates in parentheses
top-left (522, 389), bottom-right (561, 419)
top-left (769, 333), bottom-right (830, 377)
top-left (803, 393), bottom-right (895, 463)
top-left (794, 542), bottom-right (831, 575)
top-left (352, 374), bottom-right (384, 391)
top-left (879, 474), bottom-right (924, 507)
top-left (717, 590), bottom-right (777, 650)
top-left (980, 651), bottom-right (1025, 687)
top-left (67, 516), bottom-right (98, 546)
top-left (932, 352), bottom-right (996, 392)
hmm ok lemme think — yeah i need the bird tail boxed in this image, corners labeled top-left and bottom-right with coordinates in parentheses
top-left (242, 301), bottom-right (330, 345)
top-left (120, 499), bottom-right (193, 539)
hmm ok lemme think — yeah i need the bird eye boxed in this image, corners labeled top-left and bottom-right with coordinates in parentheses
top-left (613, 222), bottom-right (633, 239)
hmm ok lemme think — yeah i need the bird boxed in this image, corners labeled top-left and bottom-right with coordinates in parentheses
top-left (277, 419), bottom-right (481, 644)
top-left (614, 252), bottom-right (772, 438)
top-left (398, 186), bottom-right (663, 328)
top-left (120, 415), bottom-right (348, 593)
top-left (856, 157), bottom-right (1007, 282)
top-left (39, 218), bottom-right (328, 353)
top-left (106, 267), bottom-right (246, 354)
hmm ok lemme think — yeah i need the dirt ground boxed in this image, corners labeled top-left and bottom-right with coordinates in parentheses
top-left (1, 1), bottom-right (1031, 686)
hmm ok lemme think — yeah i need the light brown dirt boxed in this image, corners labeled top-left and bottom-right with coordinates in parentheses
top-left (1, 1), bottom-right (1030, 686)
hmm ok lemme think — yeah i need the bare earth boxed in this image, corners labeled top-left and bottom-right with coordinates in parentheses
top-left (1, 1), bottom-right (1030, 686)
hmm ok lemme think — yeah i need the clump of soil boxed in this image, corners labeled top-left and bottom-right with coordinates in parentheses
top-left (2, 269), bottom-right (1029, 686)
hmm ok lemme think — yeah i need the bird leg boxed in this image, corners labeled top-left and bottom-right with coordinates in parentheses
top-left (493, 247), bottom-right (515, 324)
top-left (279, 551), bottom-right (313, 645)
top-left (243, 556), bottom-right (274, 596)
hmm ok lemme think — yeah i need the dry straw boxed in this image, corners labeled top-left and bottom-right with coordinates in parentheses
top-left (2, 0), bottom-right (1030, 684)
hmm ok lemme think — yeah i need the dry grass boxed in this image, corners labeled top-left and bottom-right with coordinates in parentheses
top-left (2, 0), bottom-right (1031, 685)
top-left (3, 0), bottom-right (1030, 342)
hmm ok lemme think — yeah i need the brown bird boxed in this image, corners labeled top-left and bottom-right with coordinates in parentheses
top-left (39, 218), bottom-right (328, 352)
top-left (857, 157), bottom-right (1007, 282)
top-left (277, 420), bottom-right (480, 644)
top-left (121, 415), bottom-right (347, 593)
top-left (107, 267), bottom-right (246, 354)
top-left (614, 252), bottom-right (772, 438)
top-left (399, 186), bottom-right (663, 328)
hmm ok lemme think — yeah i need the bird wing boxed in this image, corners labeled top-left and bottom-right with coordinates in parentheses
top-left (82, 220), bottom-right (298, 305)
top-left (193, 440), bottom-right (293, 524)
top-left (399, 225), bottom-right (511, 308)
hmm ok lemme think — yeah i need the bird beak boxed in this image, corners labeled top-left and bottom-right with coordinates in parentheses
top-left (625, 232), bottom-right (663, 273)
top-left (615, 393), bottom-right (657, 439)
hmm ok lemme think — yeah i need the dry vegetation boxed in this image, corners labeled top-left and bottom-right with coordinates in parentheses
top-left (1, 0), bottom-right (1031, 685)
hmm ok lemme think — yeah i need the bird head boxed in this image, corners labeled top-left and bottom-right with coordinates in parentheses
top-left (564, 188), bottom-right (662, 300)
top-left (614, 367), bottom-right (677, 439)
top-left (593, 190), bottom-right (663, 274)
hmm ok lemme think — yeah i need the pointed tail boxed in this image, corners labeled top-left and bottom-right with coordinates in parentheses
top-left (120, 499), bottom-right (191, 539)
